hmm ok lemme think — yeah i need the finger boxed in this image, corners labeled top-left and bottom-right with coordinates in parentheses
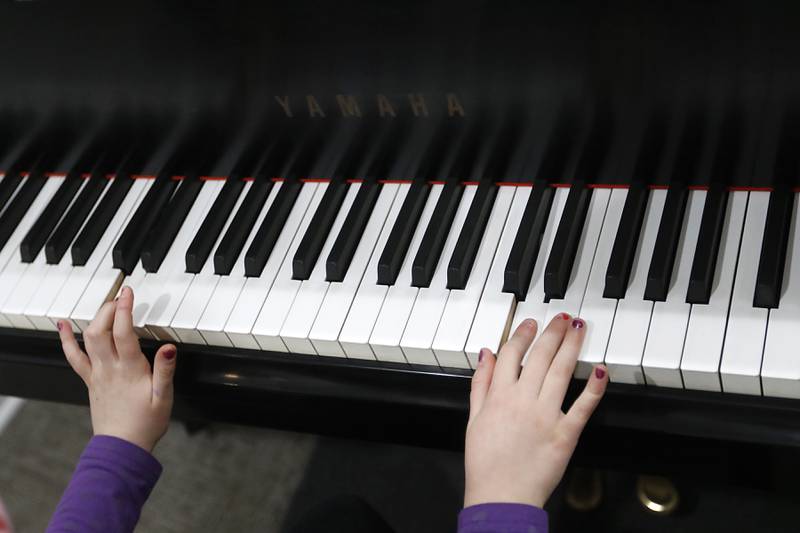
top-left (469, 348), bottom-right (497, 422)
top-left (57, 320), bottom-right (91, 385)
top-left (561, 364), bottom-right (608, 441)
top-left (83, 300), bottom-right (118, 363)
top-left (492, 318), bottom-right (537, 388)
top-left (152, 344), bottom-right (177, 407)
top-left (518, 312), bottom-right (572, 394)
top-left (113, 286), bottom-right (142, 361)
top-left (538, 316), bottom-right (587, 407)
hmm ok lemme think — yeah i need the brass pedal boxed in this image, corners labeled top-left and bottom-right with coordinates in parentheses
top-left (565, 468), bottom-right (603, 512)
top-left (636, 475), bottom-right (679, 515)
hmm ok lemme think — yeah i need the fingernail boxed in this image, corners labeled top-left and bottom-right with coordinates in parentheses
top-left (523, 318), bottom-right (536, 328)
top-left (122, 286), bottom-right (131, 297)
top-left (560, 312), bottom-right (571, 320)
top-left (571, 318), bottom-right (585, 329)
top-left (478, 348), bottom-right (489, 364)
top-left (595, 366), bottom-right (606, 379)
top-left (163, 347), bottom-right (176, 360)
top-left (56, 320), bottom-right (63, 331)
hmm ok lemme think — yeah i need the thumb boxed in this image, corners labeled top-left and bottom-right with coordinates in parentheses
top-left (152, 344), bottom-right (177, 407)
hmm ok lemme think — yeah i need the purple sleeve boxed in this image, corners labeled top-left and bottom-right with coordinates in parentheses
top-left (458, 503), bottom-right (548, 533)
top-left (46, 435), bottom-right (162, 533)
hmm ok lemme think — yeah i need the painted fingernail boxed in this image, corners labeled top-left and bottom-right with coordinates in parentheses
top-left (523, 318), bottom-right (536, 328)
top-left (595, 366), bottom-right (606, 379)
top-left (56, 320), bottom-right (63, 331)
top-left (571, 318), bottom-right (585, 329)
top-left (560, 312), bottom-right (571, 320)
top-left (163, 347), bottom-right (176, 360)
top-left (478, 348), bottom-right (489, 364)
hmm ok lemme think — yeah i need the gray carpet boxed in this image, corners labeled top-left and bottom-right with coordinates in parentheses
top-left (0, 400), bottom-right (317, 533)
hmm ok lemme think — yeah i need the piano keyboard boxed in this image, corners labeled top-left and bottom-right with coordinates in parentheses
top-left (0, 171), bottom-right (798, 399)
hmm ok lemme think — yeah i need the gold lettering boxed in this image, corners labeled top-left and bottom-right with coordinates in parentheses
top-left (407, 93), bottom-right (429, 117)
top-left (275, 95), bottom-right (293, 117)
top-left (376, 94), bottom-right (397, 117)
top-left (336, 94), bottom-right (362, 117)
top-left (306, 95), bottom-right (326, 118)
top-left (446, 93), bottom-right (466, 117)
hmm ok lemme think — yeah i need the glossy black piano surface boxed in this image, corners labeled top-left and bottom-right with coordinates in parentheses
top-left (1, 0), bottom-right (800, 460)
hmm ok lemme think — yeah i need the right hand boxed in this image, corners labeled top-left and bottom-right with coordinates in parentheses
top-left (463, 313), bottom-right (608, 508)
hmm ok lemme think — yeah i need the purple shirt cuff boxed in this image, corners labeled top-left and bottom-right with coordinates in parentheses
top-left (458, 503), bottom-right (548, 533)
top-left (46, 435), bottom-right (162, 533)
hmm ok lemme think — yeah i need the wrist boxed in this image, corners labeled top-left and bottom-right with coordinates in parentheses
top-left (464, 489), bottom-right (547, 509)
top-left (94, 430), bottom-right (156, 453)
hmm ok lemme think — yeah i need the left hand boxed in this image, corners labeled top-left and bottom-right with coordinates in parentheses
top-left (57, 286), bottom-right (177, 453)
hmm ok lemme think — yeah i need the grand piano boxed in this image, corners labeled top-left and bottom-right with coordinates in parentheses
top-left (0, 0), bottom-right (799, 470)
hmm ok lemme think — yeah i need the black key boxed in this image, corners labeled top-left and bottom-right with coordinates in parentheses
top-left (644, 184), bottom-right (689, 301)
top-left (754, 185), bottom-right (794, 309)
top-left (72, 175), bottom-right (134, 266)
top-left (292, 180), bottom-right (349, 280)
top-left (214, 178), bottom-right (274, 275)
top-left (244, 179), bottom-right (303, 277)
top-left (685, 184), bottom-right (729, 304)
top-left (20, 174), bottom-right (83, 262)
top-left (447, 180), bottom-right (497, 290)
top-left (0, 173), bottom-right (22, 215)
top-left (543, 181), bottom-right (592, 300)
top-left (412, 179), bottom-right (464, 288)
top-left (327, 180), bottom-right (382, 282)
top-left (113, 177), bottom-right (178, 274)
top-left (503, 180), bottom-right (555, 300)
top-left (604, 181), bottom-right (650, 299)
top-left (141, 176), bottom-right (204, 273)
top-left (377, 180), bottom-right (430, 286)
top-left (45, 174), bottom-right (108, 264)
top-left (185, 177), bottom-right (246, 273)
top-left (0, 172), bottom-right (47, 252)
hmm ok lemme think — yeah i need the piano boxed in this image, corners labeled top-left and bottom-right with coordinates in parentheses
top-left (1, 0), bottom-right (800, 467)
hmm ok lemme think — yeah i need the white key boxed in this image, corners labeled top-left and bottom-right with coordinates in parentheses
top-left (134, 181), bottom-right (222, 337)
top-left (681, 191), bottom-right (748, 391)
top-left (511, 187), bottom-right (569, 335)
top-left (641, 190), bottom-right (705, 388)
top-left (196, 182), bottom-right (282, 347)
top-left (370, 184), bottom-right (443, 362)
top-left (577, 189), bottom-right (628, 378)
top-left (225, 182), bottom-right (318, 350)
top-left (720, 191), bottom-right (770, 395)
top-left (463, 187), bottom-right (530, 365)
top-left (3, 179), bottom-right (91, 328)
top-left (338, 184), bottom-right (410, 359)
top-left (604, 189), bottom-right (666, 384)
top-left (168, 182), bottom-right (250, 344)
top-left (251, 183), bottom-right (327, 352)
top-left (70, 179), bottom-right (156, 330)
top-left (24, 180), bottom-right (113, 331)
top-left (280, 183), bottom-right (361, 354)
top-left (48, 180), bottom-right (149, 330)
top-left (0, 177), bottom-right (65, 327)
top-left (762, 193), bottom-right (800, 398)
top-left (432, 186), bottom-right (514, 369)
top-left (399, 186), bottom-right (476, 365)
top-left (310, 184), bottom-right (399, 357)
top-left (543, 188), bottom-right (612, 325)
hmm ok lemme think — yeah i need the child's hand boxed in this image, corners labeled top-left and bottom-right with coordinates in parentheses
top-left (57, 286), bottom-right (177, 453)
top-left (464, 314), bottom-right (608, 508)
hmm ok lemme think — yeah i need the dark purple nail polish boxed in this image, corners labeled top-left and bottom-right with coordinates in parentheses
top-left (163, 347), bottom-right (176, 360)
top-left (478, 348), bottom-right (488, 364)
top-left (595, 366), bottom-right (606, 379)
top-left (571, 318), bottom-right (585, 329)
top-left (56, 321), bottom-right (63, 332)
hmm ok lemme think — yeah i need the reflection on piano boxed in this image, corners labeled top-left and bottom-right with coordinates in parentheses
top-left (1, 0), bottom-right (800, 455)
